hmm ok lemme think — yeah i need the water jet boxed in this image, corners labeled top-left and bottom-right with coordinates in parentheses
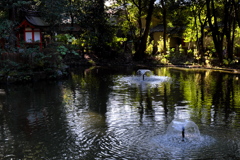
top-left (136, 69), bottom-right (152, 81)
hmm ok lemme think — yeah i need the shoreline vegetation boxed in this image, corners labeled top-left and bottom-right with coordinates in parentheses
top-left (1, 51), bottom-right (240, 84)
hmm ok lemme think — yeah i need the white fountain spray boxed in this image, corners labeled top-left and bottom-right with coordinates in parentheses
top-left (136, 69), bottom-right (152, 81)
top-left (166, 119), bottom-right (201, 142)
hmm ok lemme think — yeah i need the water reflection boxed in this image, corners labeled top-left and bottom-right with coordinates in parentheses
top-left (0, 67), bottom-right (240, 159)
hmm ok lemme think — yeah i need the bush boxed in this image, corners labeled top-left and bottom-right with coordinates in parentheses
top-left (167, 51), bottom-right (188, 64)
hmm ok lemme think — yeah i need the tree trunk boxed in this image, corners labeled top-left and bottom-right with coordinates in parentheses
top-left (134, 0), bottom-right (156, 60)
top-left (197, 10), bottom-right (208, 64)
top-left (94, 0), bottom-right (108, 56)
top-left (69, 0), bottom-right (74, 35)
top-left (224, 0), bottom-right (236, 60)
top-left (206, 0), bottom-right (223, 64)
top-left (8, 4), bottom-right (17, 49)
top-left (199, 25), bottom-right (205, 64)
top-left (161, 0), bottom-right (167, 55)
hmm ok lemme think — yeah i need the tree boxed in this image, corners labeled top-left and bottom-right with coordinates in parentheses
top-left (205, 0), bottom-right (239, 64)
top-left (90, 0), bottom-right (114, 56)
top-left (233, 0), bottom-right (240, 28)
top-left (206, 0), bottom-right (224, 64)
top-left (134, 0), bottom-right (156, 60)
top-left (184, 0), bottom-right (208, 64)
top-left (194, 0), bottom-right (208, 64)
top-left (222, 0), bottom-right (236, 60)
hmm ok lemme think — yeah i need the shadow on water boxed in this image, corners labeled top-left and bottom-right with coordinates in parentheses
top-left (0, 67), bottom-right (240, 159)
top-left (0, 82), bottom-right (72, 159)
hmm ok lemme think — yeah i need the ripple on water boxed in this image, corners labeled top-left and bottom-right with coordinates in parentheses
top-left (151, 134), bottom-right (216, 159)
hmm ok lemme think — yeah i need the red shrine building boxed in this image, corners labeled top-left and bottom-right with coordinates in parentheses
top-left (16, 11), bottom-right (49, 49)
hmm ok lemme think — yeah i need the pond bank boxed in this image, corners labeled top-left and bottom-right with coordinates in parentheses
top-left (1, 59), bottom-right (240, 84)
top-left (0, 68), bottom-right (69, 84)
top-left (159, 64), bottom-right (240, 74)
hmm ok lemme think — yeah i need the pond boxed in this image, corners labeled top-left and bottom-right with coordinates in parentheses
top-left (0, 66), bottom-right (240, 159)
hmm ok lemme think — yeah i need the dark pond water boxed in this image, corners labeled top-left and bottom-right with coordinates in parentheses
top-left (1, 67), bottom-right (240, 159)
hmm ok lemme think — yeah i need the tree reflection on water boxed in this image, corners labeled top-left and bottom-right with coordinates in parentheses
top-left (0, 67), bottom-right (240, 159)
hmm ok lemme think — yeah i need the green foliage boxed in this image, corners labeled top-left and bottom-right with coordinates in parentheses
top-left (0, 44), bottom-right (73, 82)
top-left (0, 20), bottom-right (17, 53)
top-left (167, 50), bottom-right (189, 64)
top-left (183, 26), bottom-right (197, 43)
top-left (55, 34), bottom-right (76, 44)
top-left (57, 45), bottom-right (79, 56)
top-left (0, 60), bottom-right (19, 75)
top-left (0, 19), bottom-right (13, 32)
top-left (57, 45), bottom-right (68, 55)
top-left (113, 37), bottom-right (127, 43)
top-left (234, 27), bottom-right (240, 48)
top-left (37, 0), bottom-right (68, 26)
top-left (146, 36), bottom-right (155, 54)
top-left (154, 54), bottom-right (169, 64)
top-left (12, 1), bottom-right (32, 7)
top-left (223, 58), bottom-right (239, 66)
